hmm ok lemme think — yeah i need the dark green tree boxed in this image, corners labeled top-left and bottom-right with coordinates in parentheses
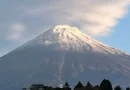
top-left (93, 85), bottom-right (100, 90)
top-left (100, 79), bottom-right (112, 90)
top-left (126, 87), bottom-right (130, 90)
top-left (86, 81), bottom-right (92, 88)
top-left (114, 85), bottom-right (121, 90)
top-left (64, 82), bottom-right (71, 90)
top-left (74, 81), bottom-right (83, 89)
top-left (22, 88), bottom-right (28, 90)
top-left (65, 82), bottom-right (70, 87)
top-left (29, 84), bottom-right (44, 90)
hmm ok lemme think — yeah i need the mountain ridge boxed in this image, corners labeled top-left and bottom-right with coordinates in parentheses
top-left (0, 25), bottom-right (130, 90)
top-left (18, 25), bottom-right (127, 55)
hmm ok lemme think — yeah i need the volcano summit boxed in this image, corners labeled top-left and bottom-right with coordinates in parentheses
top-left (0, 25), bottom-right (130, 90)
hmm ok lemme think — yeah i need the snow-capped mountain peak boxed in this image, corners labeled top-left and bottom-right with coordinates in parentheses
top-left (23, 25), bottom-right (98, 51)
top-left (46, 25), bottom-right (92, 41)
top-left (1, 25), bottom-right (130, 90)
top-left (23, 25), bottom-right (125, 55)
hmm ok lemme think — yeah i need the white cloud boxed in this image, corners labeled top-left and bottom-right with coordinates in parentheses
top-left (8, 23), bottom-right (26, 40)
top-left (23, 0), bottom-right (130, 36)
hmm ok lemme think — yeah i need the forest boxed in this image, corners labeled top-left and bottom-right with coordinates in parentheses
top-left (22, 79), bottom-right (130, 90)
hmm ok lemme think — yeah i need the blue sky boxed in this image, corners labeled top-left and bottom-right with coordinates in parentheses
top-left (0, 0), bottom-right (130, 57)
top-left (99, 8), bottom-right (130, 53)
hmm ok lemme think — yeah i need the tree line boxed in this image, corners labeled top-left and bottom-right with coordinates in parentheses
top-left (22, 79), bottom-right (130, 90)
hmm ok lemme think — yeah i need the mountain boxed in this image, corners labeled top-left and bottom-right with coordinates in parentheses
top-left (0, 25), bottom-right (130, 90)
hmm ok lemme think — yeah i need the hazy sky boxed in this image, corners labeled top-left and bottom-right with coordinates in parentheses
top-left (0, 0), bottom-right (130, 57)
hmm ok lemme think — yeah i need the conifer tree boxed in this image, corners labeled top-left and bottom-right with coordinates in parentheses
top-left (100, 79), bottom-right (112, 90)
top-left (74, 81), bottom-right (83, 89)
top-left (126, 87), bottom-right (130, 90)
top-left (114, 85), bottom-right (121, 90)
top-left (86, 81), bottom-right (92, 88)
top-left (65, 82), bottom-right (69, 87)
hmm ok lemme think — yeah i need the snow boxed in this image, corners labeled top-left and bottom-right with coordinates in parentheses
top-left (44, 40), bottom-right (52, 45)
top-left (19, 25), bottom-right (128, 56)
top-left (27, 25), bottom-right (126, 55)
top-left (1, 25), bottom-right (130, 89)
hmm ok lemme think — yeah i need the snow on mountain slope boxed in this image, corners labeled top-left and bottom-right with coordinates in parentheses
top-left (20, 25), bottom-right (127, 55)
top-left (0, 25), bottom-right (130, 90)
